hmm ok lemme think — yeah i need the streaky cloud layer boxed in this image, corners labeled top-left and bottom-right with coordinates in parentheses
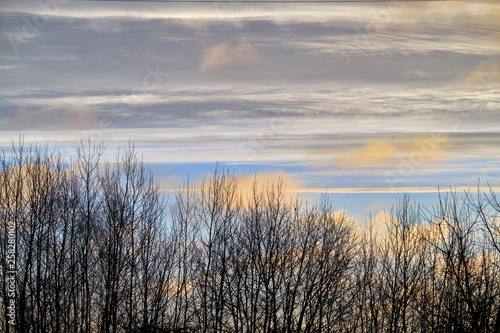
top-left (1, 0), bottom-right (499, 219)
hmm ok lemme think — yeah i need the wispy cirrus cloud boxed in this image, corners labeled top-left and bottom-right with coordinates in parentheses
top-left (1, 0), bottom-right (499, 222)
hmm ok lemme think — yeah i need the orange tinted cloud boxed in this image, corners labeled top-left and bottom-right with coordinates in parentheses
top-left (13, 106), bottom-right (99, 130)
top-left (237, 171), bottom-right (301, 198)
top-left (463, 57), bottom-right (500, 85)
top-left (198, 42), bottom-right (262, 73)
top-left (366, 210), bottom-right (393, 237)
top-left (234, 171), bottom-right (309, 207)
top-left (339, 140), bottom-right (397, 167)
top-left (328, 135), bottom-right (446, 169)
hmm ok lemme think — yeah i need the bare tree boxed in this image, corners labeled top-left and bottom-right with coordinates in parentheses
top-left (1, 139), bottom-right (499, 333)
top-left (423, 190), bottom-right (497, 333)
top-left (378, 196), bottom-right (427, 333)
top-left (169, 180), bottom-right (200, 330)
top-left (193, 166), bottom-right (240, 332)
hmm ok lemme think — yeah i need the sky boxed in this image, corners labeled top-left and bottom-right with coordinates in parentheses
top-left (1, 0), bottom-right (499, 222)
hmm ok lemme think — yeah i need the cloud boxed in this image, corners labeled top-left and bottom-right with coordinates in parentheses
top-left (11, 106), bottom-right (99, 130)
top-left (339, 140), bottom-right (398, 167)
top-left (463, 57), bottom-right (500, 85)
top-left (364, 210), bottom-right (392, 237)
top-left (158, 174), bottom-right (185, 192)
top-left (198, 42), bottom-right (262, 73)
top-left (235, 170), bottom-right (304, 202)
top-left (332, 135), bottom-right (446, 169)
top-left (404, 69), bottom-right (451, 79)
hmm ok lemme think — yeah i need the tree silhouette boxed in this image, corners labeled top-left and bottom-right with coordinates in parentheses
top-left (0, 140), bottom-right (499, 333)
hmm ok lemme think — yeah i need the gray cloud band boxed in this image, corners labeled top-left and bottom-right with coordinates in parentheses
top-left (7, 0), bottom-right (72, 54)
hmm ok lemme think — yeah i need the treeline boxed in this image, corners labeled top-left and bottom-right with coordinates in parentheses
top-left (0, 140), bottom-right (499, 333)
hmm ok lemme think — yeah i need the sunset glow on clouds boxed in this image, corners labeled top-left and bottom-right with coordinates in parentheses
top-left (1, 0), bottom-right (499, 220)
